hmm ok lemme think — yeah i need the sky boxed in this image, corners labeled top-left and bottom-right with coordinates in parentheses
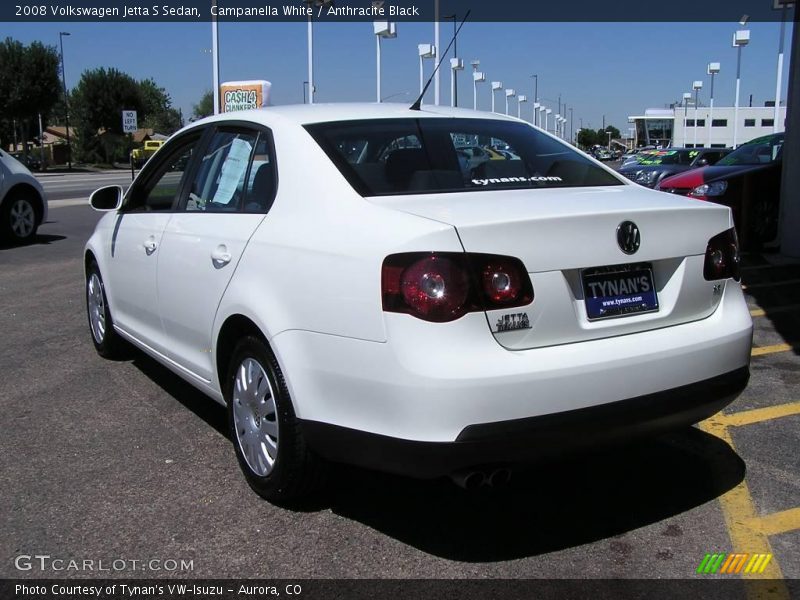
top-left (6, 19), bottom-right (795, 134)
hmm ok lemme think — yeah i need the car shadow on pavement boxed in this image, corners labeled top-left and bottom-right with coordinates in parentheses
top-left (0, 233), bottom-right (66, 249)
top-left (127, 348), bottom-right (745, 562)
top-left (319, 429), bottom-right (744, 562)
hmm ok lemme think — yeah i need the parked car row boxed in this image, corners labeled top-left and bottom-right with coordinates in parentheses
top-left (0, 148), bottom-right (48, 244)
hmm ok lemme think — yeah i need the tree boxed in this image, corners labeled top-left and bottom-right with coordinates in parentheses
top-left (139, 78), bottom-right (182, 134)
top-left (193, 90), bottom-right (214, 120)
top-left (0, 38), bottom-right (61, 152)
top-left (70, 67), bottom-right (144, 163)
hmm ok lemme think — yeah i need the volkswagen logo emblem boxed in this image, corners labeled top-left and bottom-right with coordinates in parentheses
top-left (617, 221), bottom-right (641, 254)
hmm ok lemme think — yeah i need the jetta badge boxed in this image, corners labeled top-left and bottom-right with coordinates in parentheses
top-left (617, 221), bottom-right (641, 255)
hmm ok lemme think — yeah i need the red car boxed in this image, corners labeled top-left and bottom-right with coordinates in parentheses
top-left (656, 133), bottom-right (783, 249)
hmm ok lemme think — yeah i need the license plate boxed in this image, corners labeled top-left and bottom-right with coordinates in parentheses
top-left (582, 265), bottom-right (659, 320)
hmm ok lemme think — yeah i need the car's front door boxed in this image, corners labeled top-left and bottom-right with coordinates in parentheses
top-left (106, 132), bottom-right (203, 354)
top-left (156, 126), bottom-right (276, 382)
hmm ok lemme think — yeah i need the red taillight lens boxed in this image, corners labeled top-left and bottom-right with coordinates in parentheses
top-left (474, 254), bottom-right (534, 307)
top-left (382, 252), bottom-right (534, 322)
top-left (704, 228), bottom-right (741, 281)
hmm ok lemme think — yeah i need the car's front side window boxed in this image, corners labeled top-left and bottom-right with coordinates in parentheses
top-left (125, 133), bottom-right (202, 212)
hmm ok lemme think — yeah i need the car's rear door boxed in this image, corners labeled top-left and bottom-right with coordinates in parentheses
top-left (156, 125), bottom-right (276, 382)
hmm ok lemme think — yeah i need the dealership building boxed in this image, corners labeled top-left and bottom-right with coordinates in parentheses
top-left (628, 104), bottom-right (786, 149)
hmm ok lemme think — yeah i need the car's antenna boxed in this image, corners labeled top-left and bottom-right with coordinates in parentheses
top-left (410, 10), bottom-right (471, 111)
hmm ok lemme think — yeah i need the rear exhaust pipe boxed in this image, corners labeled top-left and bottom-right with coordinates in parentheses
top-left (449, 469), bottom-right (486, 490)
top-left (488, 467), bottom-right (512, 487)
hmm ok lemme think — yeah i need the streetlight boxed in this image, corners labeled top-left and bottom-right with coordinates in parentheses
top-left (533, 103), bottom-right (540, 127)
top-left (707, 62), bottom-right (720, 147)
top-left (569, 107), bottom-right (574, 143)
top-left (692, 80), bottom-right (703, 147)
top-left (517, 95), bottom-right (527, 119)
top-left (607, 129), bottom-right (612, 150)
top-left (450, 58), bottom-right (464, 108)
top-left (732, 27), bottom-right (751, 148)
top-left (434, 0), bottom-right (440, 105)
top-left (682, 92), bottom-right (692, 147)
top-left (504, 89), bottom-right (516, 116)
top-left (444, 14), bottom-right (459, 106)
top-left (472, 68), bottom-right (485, 111)
top-left (530, 74), bottom-right (538, 105)
top-left (538, 105), bottom-right (546, 131)
top-left (374, 21), bottom-right (397, 103)
top-left (418, 44), bottom-right (436, 104)
top-left (491, 81), bottom-right (503, 113)
top-left (545, 108), bottom-right (552, 133)
top-left (58, 31), bottom-right (72, 170)
top-left (304, 0), bottom-right (333, 105)
top-left (210, 0), bottom-right (220, 114)
top-left (773, 1), bottom-right (789, 133)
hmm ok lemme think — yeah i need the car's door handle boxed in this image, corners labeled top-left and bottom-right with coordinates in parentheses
top-left (143, 237), bottom-right (158, 255)
top-left (211, 245), bottom-right (232, 266)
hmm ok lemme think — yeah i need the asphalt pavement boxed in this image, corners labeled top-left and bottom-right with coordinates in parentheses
top-left (0, 193), bottom-right (797, 587)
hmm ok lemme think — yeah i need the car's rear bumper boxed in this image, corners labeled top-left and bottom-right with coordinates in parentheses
top-left (300, 365), bottom-right (749, 478)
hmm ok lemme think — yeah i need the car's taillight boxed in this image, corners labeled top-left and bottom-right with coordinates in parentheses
top-left (381, 252), bottom-right (534, 322)
top-left (703, 228), bottom-right (741, 282)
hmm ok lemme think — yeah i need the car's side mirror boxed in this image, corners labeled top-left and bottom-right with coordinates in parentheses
top-left (696, 158), bottom-right (709, 167)
top-left (90, 185), bottom-right (123, 211)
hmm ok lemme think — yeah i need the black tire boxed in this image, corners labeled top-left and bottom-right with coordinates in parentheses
top-left (226, 335), bottom-right (327, 502)
top-left (86, 261), bottom-right (128, 359)
top-left (1, 193), bottom-right (39, 244)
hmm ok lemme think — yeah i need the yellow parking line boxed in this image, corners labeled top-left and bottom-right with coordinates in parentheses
top-left (751, 343), bottom-right (793, 357)
top-left (742, 278), bottom-right (800, 290)
top-left (718, 401), bottom-right (800, 428)
top-left (748, 508), bottom-right (800, 537)
top-left (698, 416), bottom-right (785, 586)
top-left (749, 304), bottom-right (800, 318)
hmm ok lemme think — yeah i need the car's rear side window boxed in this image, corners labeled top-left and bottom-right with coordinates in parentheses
top-left (305, 118), bottom-right (622, 197)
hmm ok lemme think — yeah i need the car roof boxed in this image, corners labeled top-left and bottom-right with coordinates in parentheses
top-left (192, 102), bottom-right (523, 128)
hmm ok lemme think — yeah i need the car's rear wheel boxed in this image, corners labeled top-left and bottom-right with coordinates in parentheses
top-left (1, 195), bottom-right (39, 244)
top-left (86, 262), bottom-right (127, 359)
top-left (226, 335), bottom-right (326, 502)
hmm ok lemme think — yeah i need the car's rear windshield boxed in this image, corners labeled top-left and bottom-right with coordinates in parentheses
top-left (304, 118), bottom-right (622, 196)
top-left (717, 134), bottom-right (784, 167)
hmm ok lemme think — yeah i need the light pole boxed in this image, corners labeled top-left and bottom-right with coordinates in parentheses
top-left (444, 14), bottom-right (459, 106)
top-left (533, 103), bottom-right (540, 127)
top-left (374, 21), bottom-right (397, 103)
top-left (693, 80), bottom-right (703, 147)
top-left (517, 95), bottom-right (527, 119)
top-left (450, 58), bottom-right (464, 108)
top-left (773, 1), bottom-right (788, 132)
top-left (569, 107), bottom-right (574, 143)
top-left (210, 1), bottom-right (220, 114)
top-left (418, 43), bottom-right (436, 104)
top-left (58, 31), bottom-right (72, 170)
top-left (538, 105), bottom-right (546, 131)
top-left (530, 74), bottom-right (538, 105)
top-left (607, 129), bottom-right (612, 151)
top-left (545, 108), bottom-right (552, 133)
top-left (491, 81), bottom-right (502, 113)
top-left (472, 68), bottom-right (485, 110)
top-left (732, 27), bottom-right (751, 148)
top-left (434, 0), bottom-right (440, 105)
top-left (682, 92), bottom-right (692, 147)
top-left (304, 0), bottom-right (333, 105)
top-left (707, 63), bottom-right (720, 147)
top-left (505, 89), bottom-right (516, 116)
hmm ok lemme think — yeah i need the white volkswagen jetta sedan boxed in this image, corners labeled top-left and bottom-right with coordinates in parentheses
top-left (0, 148), bottom-right (48, 244)
top-left (85, 104), bottom-right (752, 500)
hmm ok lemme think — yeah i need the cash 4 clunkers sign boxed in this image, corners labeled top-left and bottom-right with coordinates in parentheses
top-left (220, 80), bottom-right (271, 112)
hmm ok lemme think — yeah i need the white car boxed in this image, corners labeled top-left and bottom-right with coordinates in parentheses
top-left (0, 149), bottom-right (47, 244)
top-left (85, 104), bottom-right (752, 500)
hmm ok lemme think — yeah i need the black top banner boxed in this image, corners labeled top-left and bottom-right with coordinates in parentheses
top-left (3, 0), bottom-right (798, 23)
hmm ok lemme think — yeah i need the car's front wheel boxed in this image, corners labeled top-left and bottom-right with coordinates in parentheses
top-left (86, 262), bottom-right (127, 359)
top-left (1, 194), bottom-right (39, 244)
top-left (226, 335), bottom-right (327, 502)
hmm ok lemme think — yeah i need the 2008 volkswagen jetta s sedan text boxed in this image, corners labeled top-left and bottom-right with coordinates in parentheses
top-left (84, 104), bottom-right (753, 501)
